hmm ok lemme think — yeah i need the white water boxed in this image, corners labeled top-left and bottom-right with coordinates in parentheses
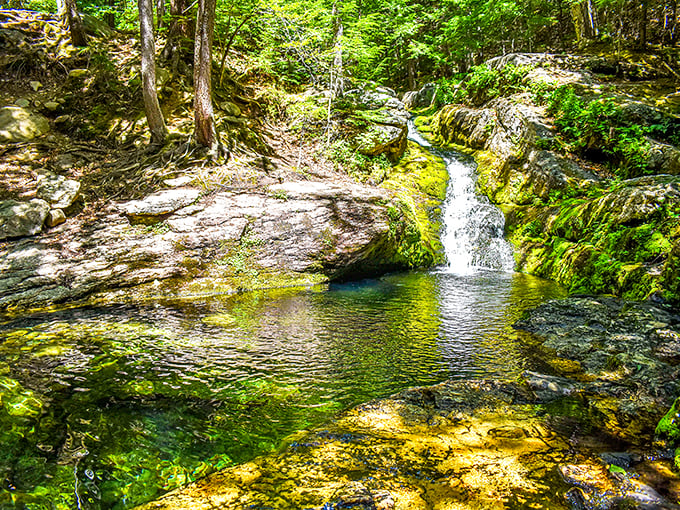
top-left (407, 121), bottom-right (515, 275)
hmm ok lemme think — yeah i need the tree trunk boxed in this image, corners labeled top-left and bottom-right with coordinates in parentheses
top-left (63, 0), bottom-right (87, 46)
top-left (161, 0), bottom-right (187, 61)
top-left (218, 13), bottom-right (253, 86)
top-left (407, 58), bottom-right (416, 90)
top-left (672, 0), bottom-right (678, 45)
top-left (139, 0), bottom-right (168, 144)
top-left (329, 1), bottom-right (344, 98)
top-left (640, 1), bottom-right (648, 47)
top-left (156, 0), bottom-right (165, 29)
top-left (194, 0), bottom-right (219, 152)
top-left (105, 0), bottom-right (115, 28)
top-left (571, 0), bottom-right (598, 45)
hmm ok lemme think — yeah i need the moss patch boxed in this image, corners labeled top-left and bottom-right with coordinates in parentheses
top-left (380, 141), bottom-right (449, 267)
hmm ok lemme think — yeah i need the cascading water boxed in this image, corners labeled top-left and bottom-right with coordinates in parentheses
top-left (407, 120), bottom-right (515, 274)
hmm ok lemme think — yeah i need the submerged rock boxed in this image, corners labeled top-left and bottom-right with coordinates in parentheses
top-left (136, 380), bottom-right (577, 509)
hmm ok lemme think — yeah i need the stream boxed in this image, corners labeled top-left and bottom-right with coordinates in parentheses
top-left (0, 127), bottom-right (566, 509)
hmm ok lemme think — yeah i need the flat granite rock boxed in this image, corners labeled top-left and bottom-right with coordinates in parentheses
top-left (119, 188), bottom-right (202, 220)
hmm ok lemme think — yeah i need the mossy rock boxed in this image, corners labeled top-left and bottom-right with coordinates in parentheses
top-left (656, 397), bottom-right (680, 448)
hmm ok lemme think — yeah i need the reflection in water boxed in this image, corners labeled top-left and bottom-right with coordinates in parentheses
top-left (0, 271), bottom-right (564, 508)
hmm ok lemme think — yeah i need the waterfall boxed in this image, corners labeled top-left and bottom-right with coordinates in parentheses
top-left (407, 120), bottom-right (515, 275)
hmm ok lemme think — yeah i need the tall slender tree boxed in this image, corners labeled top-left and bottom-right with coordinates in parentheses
top-left (57, 0), bottom-right (87, 46)
top-left (329, 0), bottom-right (344, 98)
top-left (161, 0), bottom-right (188, 61)
top-left (139, 0), bottom-right (168, 144)
top-left (194, 0), bottom-right (221, 154)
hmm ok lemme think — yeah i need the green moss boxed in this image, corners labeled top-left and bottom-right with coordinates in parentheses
top-left (379, 141), bottom-right (450, 268)
top-left (656, 397), bottom-right (680, 452)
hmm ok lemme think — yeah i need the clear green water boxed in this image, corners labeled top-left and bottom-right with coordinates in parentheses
top-left (0, 270), bottom-right (564, 509)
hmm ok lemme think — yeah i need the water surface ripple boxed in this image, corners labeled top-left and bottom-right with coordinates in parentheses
top-left (0, 271), bottom-right (564, 508)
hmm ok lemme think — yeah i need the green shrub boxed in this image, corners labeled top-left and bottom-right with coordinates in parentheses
top-left (460, 64), bottom-right (532, 105)
top-left (545, 86), bottom-right (655, 179)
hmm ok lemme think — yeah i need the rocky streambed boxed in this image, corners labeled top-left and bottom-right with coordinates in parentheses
top-left (138, 296), bottom-right (680, 510)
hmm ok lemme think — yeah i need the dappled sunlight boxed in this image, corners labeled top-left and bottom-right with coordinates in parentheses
top-left (140, 381), bottom-right (578, 509)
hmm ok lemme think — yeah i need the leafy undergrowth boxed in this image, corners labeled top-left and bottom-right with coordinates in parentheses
top-left (0, 10), bottom-right (335, 219)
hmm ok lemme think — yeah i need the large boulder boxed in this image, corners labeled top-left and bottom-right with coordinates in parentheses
top-left (0, 106), bottom-right (50, 143)
top-left (0, 199), bottom-right (50, 240)
top-left (402, 83), bottom-right (436, 110)
top-left (343, 85), bottom-right (409, 162)
top-left (0, 170), bottom-right (445, 308)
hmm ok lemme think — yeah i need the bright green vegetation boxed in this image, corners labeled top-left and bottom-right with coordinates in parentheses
top-left (504, 178), bottom-right (680, 302)
top-left (381, 141), bottom-right (449, 268)
top-left (13, 0), bottom-right (675, 92)
top-left (545, 86), bottom-right (680, 179)
top-left (0, 272), bottom-right (563, 508)
top-left (656, 397), bottom-right (680, 471)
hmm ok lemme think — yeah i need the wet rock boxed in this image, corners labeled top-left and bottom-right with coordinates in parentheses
top-left (0, 199), bottom-right (50, 240)
top-left (515, 296), bottom-right (680, 442)
top-left (651, 329), bottom-right (680, 364)
top-left (560, 463), bottom-right (677, 510)
top-left (325, 483), bottom-right (395, 510)
top-left (36, 173), bottom-right (81, 210)
top-left (0, 106), bottom-right (50, 143)
top-left (119, 188), bottom-right (202, 222)
top-left (599, 452), bottom-right (642, 469)
top-left (135, 379), bottom-right (581, 510)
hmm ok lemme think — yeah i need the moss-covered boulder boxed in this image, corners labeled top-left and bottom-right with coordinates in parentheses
top-left (507, 175), bottom-right (680, 301)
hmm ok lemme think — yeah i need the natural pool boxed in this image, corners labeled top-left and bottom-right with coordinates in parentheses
top-left (0, 270), bottom-right (565, 509)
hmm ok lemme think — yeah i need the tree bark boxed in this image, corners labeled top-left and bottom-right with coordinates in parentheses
top-left (156, 0), bottom-right (165, 29)
top-left (161, 0), bottom-right (187, 61)
top-left (194, 0), bottom-right (219, 152)
top-left (640, 1), bottom-right (648, 47)
top-left (63, 0), bottom-right (87, 46)
top-left (139, 0), bottom-right (168, 144)
top-left (105, 0), bottom-right (115, 28)
top-left (571, 0), bottom-right (598, 45)
top-left (218, 13), bottom-right (254, 85)
top-left (672, 0), bottom-right (678, 45)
